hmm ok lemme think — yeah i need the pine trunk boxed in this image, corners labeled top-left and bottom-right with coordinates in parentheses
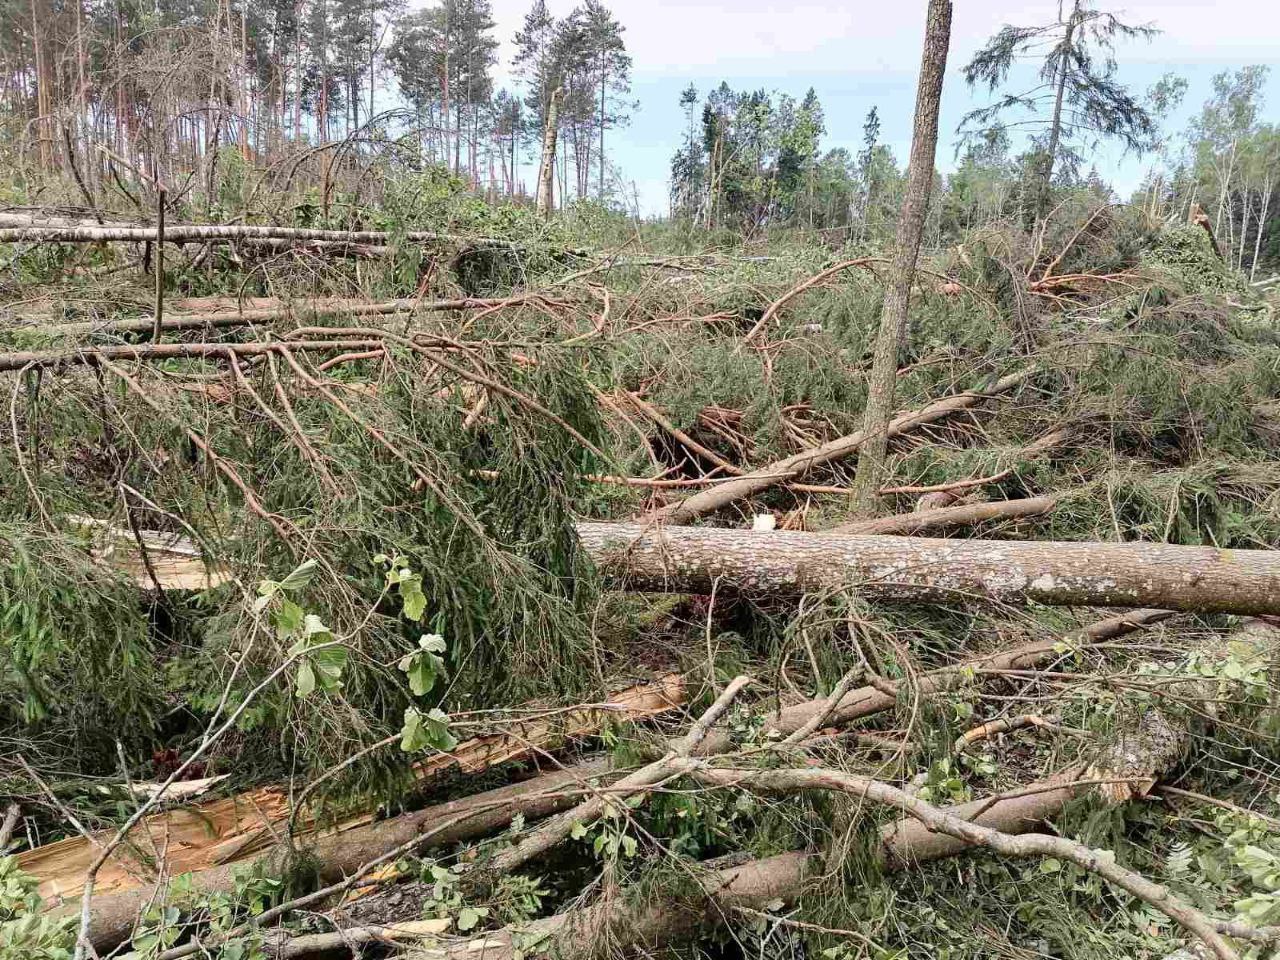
top-left (576, 522), bottom-right (1280, 615)
top-left (850, 0), bottom-right (952, 511)
top-left (535, 87), bottom-right (563, 218)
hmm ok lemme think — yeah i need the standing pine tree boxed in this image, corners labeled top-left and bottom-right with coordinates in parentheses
top-left (961, 0), bottom-right (1158, 216)
top-left (512, 0), bottom-right (559, 149)
top-left (577, 0), bottom-right (631, 199)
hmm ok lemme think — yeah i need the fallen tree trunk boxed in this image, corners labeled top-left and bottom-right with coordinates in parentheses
top-left (0, 222), bottom-right (519, 248)
top-left (828, 494), bottom-right (1057, 536)
top-left (0, 339), bottom-right (385, 373)
top-left (71, 609), bottom-right (1171, 951)
top-left (691, 765), bottom-right (1240, 960)
top-left (697, 608), bottom-right (1172, 755)
top-left (10, 296), bottom-right (555, 339)
top-left (1086, 617), bottom-right (1279, 803)
top-left (393, 770), bottom-right (1125, 960)
top-left (648, 370), bottom-right (1030, 525)
top-left (577, 522), bottom-right (1280, 615)
top-left (79, 760), bottom-right (613, 952)
top-left (22, 676), bottom-right (684, 918)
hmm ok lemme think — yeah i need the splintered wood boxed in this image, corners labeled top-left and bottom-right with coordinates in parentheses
top-left (15, 675), bottom-right (685, 908)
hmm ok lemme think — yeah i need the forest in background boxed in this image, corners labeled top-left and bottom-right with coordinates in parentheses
top-left (1, 0), bottom-right (1278, 272)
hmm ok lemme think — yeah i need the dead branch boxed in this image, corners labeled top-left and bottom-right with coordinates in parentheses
top-left (690, 764), bottom-right (1241, 960)
top-left (648, 370), bottom-right (1031, 524)
top-left (827, 495), bottom-right (1057, 536)
top-left (482, 676), bottom-right (752, 877)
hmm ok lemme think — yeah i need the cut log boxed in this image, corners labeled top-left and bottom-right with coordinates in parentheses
top-left (577, 522), bottom-right (1280, 615)
top-left (647, 371), bottom-right (1030, 525)
top-left (828, 494), bottom-right (1057, 536)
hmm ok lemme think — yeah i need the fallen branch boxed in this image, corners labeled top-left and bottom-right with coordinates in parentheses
top-left (482, 676), bottom-right (752, 878)
top-left (578, 521), bottom-right (1280, 614)
top-left (691, 764), bottom-right (1241, 960)
top-left (648, 370), bottom-right (1031, 525)
top-left (743, 257), bottom-right (884, 343)
top-left (827, 494), bottom-right (1057, 536)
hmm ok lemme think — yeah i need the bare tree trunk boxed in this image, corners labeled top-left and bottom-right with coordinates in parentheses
top-left (576, 522), bottom-right (1280, 615)
top-left (850, 0), bottom-right (953, 512)
top-left (535, 87), bottom-right (563, 218)
top-left (1250, 180), bottom-right (1272, 281)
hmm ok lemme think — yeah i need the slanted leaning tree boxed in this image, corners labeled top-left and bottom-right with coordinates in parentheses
top-left (960, 0), bottom-right (1157, 216)
top-left (850, 0), bottom-right (953, 513)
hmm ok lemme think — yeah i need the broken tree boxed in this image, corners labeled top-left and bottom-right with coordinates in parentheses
top-left (576, 522), bottom-right (1280, 615)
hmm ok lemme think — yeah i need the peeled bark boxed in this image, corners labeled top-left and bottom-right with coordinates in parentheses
top-left (829, 494), bottom-right (1057, 536)
top-left (649, 370), bottom-right (1030, 525)
top-left (24, 677), bottom-right (684, 933)
top-left (535, 88), bottom-right (563, 218)
top-left (578, 522), bottom-right (1280, 615)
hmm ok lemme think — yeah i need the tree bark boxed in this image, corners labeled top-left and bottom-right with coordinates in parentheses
top-left (649, 370), bottom-right (1029, 525)
top-left (535, 87), bottom-right (563, 218)
top-left (850, 0), bottom-right (952, 511)
top-left (0, 222), bottom-right (518, 248)
top-left (577, 521), bottom-right (1280, 615)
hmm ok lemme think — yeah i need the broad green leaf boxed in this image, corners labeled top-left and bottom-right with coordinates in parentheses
top-left (400, 649), bottom-right (443, 697)
top-left (295, 661), bottom-right (317, 699)
top-left (279, 559), bottom-right (318, 592)
top-left (273, 599), bottom-right (304, 639)
top-left (400, 576), bottom-right (427, 622)
top-left (420, 633), bottom-right (446, 653)
top-left (423, 707), bottom-right (457, 750)
top-left (303, 614), bottom-right (331, 638)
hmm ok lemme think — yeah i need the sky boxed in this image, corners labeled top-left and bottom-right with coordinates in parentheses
top-left (466, 1), bottom-right (1280, 216)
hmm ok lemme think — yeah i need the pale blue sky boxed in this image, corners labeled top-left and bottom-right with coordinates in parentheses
top-left (472, 1), bottom-right (1280, 215)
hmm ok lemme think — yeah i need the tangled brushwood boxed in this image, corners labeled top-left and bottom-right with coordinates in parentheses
top-left (1, 176), bottom-right (1280, 960)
